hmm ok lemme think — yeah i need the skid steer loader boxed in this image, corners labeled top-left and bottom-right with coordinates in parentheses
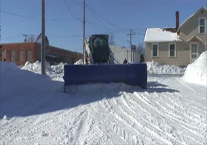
top-left (63, 34), bottom-right (147, 92)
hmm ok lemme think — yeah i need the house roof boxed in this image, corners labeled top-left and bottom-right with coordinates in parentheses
top-left (179, 6), bottom-right (207, 29)
top-left (144, 28), bottom-right (181, 43)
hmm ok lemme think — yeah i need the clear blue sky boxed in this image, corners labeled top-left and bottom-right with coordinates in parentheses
top-left (1, 0), bottom-right (207, 53)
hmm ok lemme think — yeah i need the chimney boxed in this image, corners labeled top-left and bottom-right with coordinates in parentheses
top-left (176, 11), bottom-right (179, 30)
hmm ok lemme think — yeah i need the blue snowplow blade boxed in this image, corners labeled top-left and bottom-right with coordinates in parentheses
top-left (63, 63), bottom-right (147, 92)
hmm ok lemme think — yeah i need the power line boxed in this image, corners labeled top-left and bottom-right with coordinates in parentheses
top-left (1, 10), bottom-right (71, 22)
top-left (0, 34), bottom-right (91, 40)
top-left (86, 6), bottom-right (112, 32)
top-left (72, 0), bottom-right (82, 5)
top-left (85, 4), bottom-right (128, 33)
top-left (1, 35), bottom-right (23, 40)
top-left (85, 22), bottom-right (101, 33)
top-left (63, 0), bottom-right (81, 21)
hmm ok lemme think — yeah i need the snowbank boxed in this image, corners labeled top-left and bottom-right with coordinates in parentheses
top-left (51, 62), bottom-right (67, 77)
top-left (74, 59), bottom-right (83, 65)
top-left (146, 61), bottom-right (185, 74)
top-left (20, 59), bottom-right (186, 77)
top-left (0, 62), bottom-right (19, 72)
top-left (21, 61), bottom-right (53, 74)
top-left (182, 51), bottom-right (207, 86)
top-left (21, 61), bottom-right (66, 78)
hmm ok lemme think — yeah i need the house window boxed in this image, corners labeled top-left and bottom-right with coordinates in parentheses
top-left (11, 51), bottom-right (16, 62)
top-left (152, 44), bottom-right (159, 57)
top-left (199, 18), bottom-right (206, 33)
top-left (169, 43), bottom-right (176, 57)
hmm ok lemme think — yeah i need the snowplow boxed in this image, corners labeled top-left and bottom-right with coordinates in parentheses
top-left (63, 34), bottom-right (147, 92)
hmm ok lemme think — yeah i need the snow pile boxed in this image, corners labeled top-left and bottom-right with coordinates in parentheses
top-left (20, 59), bottom-right (187, 77)
top-left (182, 51), bottom-right (207, 86)
top-left (74, 59), bottom-right (83, 65)
top-left (0, 62), bottom-right (19, 72)
top-left (144, 28), bottom-right (181, 42)
top-left (51, 62), bottom-right (67, 77)
top-left (21, 61), bottom-right (66, 78)
top-left (21, 61), bottom-right (53, 74)
top-left (146, 61), bottom-right (185, 74)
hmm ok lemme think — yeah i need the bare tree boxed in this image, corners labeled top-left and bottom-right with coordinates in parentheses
top-left (136, 43), bottom-right (145, 54)
top-left (26, 35), bottom-right (36, 42)
top-left (109, 33), bottom-right (116, 46)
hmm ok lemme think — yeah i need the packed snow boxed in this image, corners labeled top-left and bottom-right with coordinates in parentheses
top-left (144, 28), bottom-right (181, 42)
top-left (182, 51), bottom-right (207, 86)
top-left (0, 56), bottom-right (206, 145)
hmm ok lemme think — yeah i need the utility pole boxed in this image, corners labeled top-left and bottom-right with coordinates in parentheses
top-left (41, 0), bottom-right (46, 75)
top-left (23, 34), bottom-right (28, 42)
top-left (83, 0), bottom-right (86, 65)
top-left (0, 26), bottom-right (1, 44)
top-left (127, 29), bottom-right (135, 63)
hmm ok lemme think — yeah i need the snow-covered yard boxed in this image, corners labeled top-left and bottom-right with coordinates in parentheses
top-left (0, 52), bottom-right (206, 145)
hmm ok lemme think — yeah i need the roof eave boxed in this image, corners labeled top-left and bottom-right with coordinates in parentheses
top-left (144, 40), bottom-right (182, 43)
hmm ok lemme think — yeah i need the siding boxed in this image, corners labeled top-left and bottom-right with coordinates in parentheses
top-left (109, 45), bottom-right (140, 63)
top-left (146, 41), bottom-right (190, 67)
top-left (179, 8), bottom-right (207, 43)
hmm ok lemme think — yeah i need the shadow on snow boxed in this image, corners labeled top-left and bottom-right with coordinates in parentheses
top-left (0, 70), bottom-right (179, 118)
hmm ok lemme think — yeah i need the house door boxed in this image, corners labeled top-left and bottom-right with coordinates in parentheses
top-left (191, 43), bottom-right (198, 63)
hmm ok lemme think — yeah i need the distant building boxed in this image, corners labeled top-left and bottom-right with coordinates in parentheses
top-left (109, 45), bottom-right (140, 63)
top-left (0, 42), bottom-right (82, 65)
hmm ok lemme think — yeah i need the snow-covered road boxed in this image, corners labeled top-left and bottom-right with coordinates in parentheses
top-left (1, 74), bottom-right (206, 145)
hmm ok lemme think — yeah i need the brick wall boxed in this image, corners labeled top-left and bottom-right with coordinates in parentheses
top-left (0, 43), bottom-right (36, 65)
top-left (0, 42), bottom-right (83, 65)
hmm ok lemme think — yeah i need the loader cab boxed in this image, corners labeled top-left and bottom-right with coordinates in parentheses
top-left (89, 35), bottom-right (110, 64)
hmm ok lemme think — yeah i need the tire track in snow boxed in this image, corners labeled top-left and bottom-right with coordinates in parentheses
top-left (174, 92), bottom-right (207, 112)
top-left (153, 98), bottom-right (206, 135)
top-left (2, 105), bottom-right (79, 145)
top-left (165, 93), bottom-right (206, 117)
top-left (163, 93), bottom-right (207, 129)
top-left (62, 110), bottom-right (99, 145)
top-left (59, 110), bottom-right (87, 145)
top-left (165, 90), bottom-right (207, 130)
top-left (154, 97), bottom-right (199, 127)
top-left (160, 77), bottom-right (207, 107)
top-left (1, 115), bottom-right (42, 145)
top-left (90, 101), bottom-right (147, 145)
top-left (119, 92), bottom-right (186, 145)
top-left (133, 92), bottom-right (205, 145)
top-left (176, 79), bottom-right (206, 99)
top-left (100, 97), bottom-right (174, 145)
top-left (65, 109), bottom-right (109, 145)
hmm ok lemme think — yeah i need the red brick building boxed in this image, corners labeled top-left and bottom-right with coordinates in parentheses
top-left (0, 42), bottom-right (83, 65)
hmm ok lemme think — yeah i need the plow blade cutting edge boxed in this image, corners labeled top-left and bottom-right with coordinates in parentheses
top-left (63, 63), bottom-right (147, 92)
